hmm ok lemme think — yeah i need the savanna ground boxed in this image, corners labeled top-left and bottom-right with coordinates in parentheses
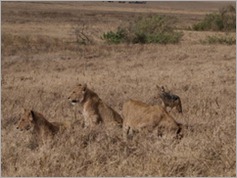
top-left (1, 1), bottom-right (236, 177)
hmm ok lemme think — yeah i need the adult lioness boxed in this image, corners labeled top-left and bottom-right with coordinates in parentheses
top-left (122, 99), bottom-right (182, 140)
top-left (68, 84), bottom-right (123, 128)
top-left (17, 109), bottom-right (66, 146)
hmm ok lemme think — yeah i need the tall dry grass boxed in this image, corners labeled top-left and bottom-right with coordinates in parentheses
top-left (2, 42), bottom-right (235, 176)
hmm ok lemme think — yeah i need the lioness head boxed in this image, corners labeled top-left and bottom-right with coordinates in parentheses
top-left (17, 109), bottom-right (35, 131)
top-left (68, 84), bottom-right (87, 105)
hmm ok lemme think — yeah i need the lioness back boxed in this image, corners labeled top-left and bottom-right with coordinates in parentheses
top-left (122, 99), bottom-right (182, 140)
top-left (123, 100), bottom-right (165, 129)
top-left (51, 121), bottom-right (70, 132)
top-left (98, 102), bottom-right (123, 127)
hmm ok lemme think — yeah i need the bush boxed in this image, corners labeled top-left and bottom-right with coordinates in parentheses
top-left (193, 13), bottom-right (223, 31)
top-left (220, 5), bottom-right (236, 31)
top-left (192, 5), bottom-right (236, 32)
top-left (72, 24), bottom-right (93, 45)
top-left (201, 35), bottom-right (236, 45)
top-left (103, 15), bottom-right (183, 44)
top-left (102, 28), bottom-right (127, 44)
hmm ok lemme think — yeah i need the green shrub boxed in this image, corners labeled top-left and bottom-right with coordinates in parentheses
top-left (201, 35), bottom-right (236, 45)
top-left (102, 28), bottom-right (126, 44)
top-left (193, 13), bottom-right (223, 31)
top-left (103, 15), bottom-right (183, 44)
top-left (220, 5), bottom-right (236, 31)
top-left (129, 31), bottom-right (182, 44)
top-left (193, 5), bottom-right (236, 32)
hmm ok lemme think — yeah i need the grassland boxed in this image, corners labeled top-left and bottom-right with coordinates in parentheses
top-left (1, 1), bottom-right (236, 177)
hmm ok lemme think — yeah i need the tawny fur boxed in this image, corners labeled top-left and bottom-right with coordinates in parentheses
top-left (155, 85), bottom-right (183, 113)
top-left (17, 109), bottom-right (66, 145)
top-left (122, 99), bottom-right (182, 140)
top-left (68, 84), bottom-right (123, 128)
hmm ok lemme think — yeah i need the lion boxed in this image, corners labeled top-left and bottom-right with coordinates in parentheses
top-left (68, 83), bottom-right (123, 128)
top-left (17, 109), bottom-right (67, 146)
top-left (155, 85), bottom-right (182, 113)
top-left (122, 99), bottom-right (182, 141)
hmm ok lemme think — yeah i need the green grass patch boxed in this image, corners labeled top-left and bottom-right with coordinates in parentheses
top-left (102, 28), bottom-right (127, 44)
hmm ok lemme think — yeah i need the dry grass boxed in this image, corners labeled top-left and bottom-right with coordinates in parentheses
top-left (1, 2), bottom-right (236, 177)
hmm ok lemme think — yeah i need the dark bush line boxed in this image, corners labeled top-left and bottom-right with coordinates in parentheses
top-left (192, 5), bottom-right (236, 32)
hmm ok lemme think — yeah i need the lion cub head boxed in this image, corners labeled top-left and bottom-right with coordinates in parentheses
top-left (17, 109), bottom-right (35, 131)
top-left (68, 84), bottom-right (87, 105)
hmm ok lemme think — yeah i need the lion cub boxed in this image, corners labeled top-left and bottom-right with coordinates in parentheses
top-left (155, 85), bottom-right (182, 113)
top-left (122, 99), bottom-right (182, 141)
top-left (17, 109), bottom-right (66, 146)
top-left (68, 84), bottom-right (123, 128)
